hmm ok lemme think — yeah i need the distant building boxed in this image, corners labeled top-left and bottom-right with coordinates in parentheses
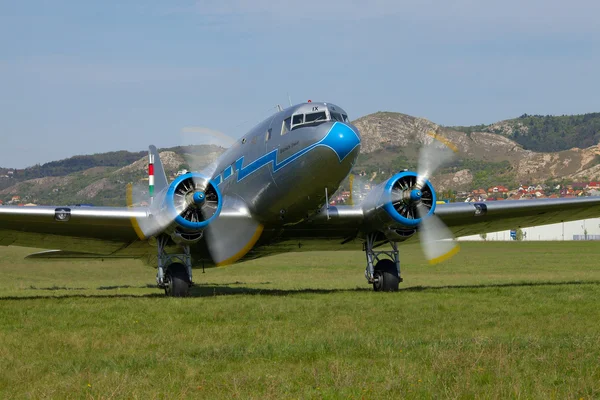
top-left (588, 181), bottom-right (600, 189)
top-left (460, 217), bottom-right (600, 242)
top-left (488, 186), bottom-right (508, 194)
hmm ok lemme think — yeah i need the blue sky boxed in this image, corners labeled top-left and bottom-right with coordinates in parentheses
top-left (1, 0), bottom-right (599, 168)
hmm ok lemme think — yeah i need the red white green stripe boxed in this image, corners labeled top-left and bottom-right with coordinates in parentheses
top-left (148, 152), bottom-right (155, 202)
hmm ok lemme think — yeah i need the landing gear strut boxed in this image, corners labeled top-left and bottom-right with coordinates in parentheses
top-left (364, 233), bottom-right (402, 292)
top-left (156, 235), bottom-right (193, 297)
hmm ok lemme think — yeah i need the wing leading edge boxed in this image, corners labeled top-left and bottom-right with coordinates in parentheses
top-left (0, 205), bottom-right (151, 256)
top-left (3, 197), bottom-right (600, 260)
top-left (436, 197), bottom-right (600, 237)
top-left (271, 196), bottom-right (600, 251)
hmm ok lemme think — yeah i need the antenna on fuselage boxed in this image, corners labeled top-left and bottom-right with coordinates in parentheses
top-left (287, 93), bottom-right (292, 107)
top-left (277, 104), bottom-right (283, 112)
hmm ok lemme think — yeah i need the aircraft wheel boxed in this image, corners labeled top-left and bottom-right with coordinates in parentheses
top-left (164, 263), bottom-right (190, 297)
top-left (372, 259), bottom-right (400, 292)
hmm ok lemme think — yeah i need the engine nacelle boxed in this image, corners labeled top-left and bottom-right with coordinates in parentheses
top-left (361, 171), bottom-right (437, 240)
top-left (161, 172), bottom-right (223, 244)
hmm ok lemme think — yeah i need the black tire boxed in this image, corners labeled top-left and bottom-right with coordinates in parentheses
top-left (372, 259), bottom-right (400, 292)
top-left (164, 263), bottom-right (190, 297)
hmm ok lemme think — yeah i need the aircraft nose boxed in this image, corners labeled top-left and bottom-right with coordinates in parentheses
top-left (319, 121), bottom-right (361, 162)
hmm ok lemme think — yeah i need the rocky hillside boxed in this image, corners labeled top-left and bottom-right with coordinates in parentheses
top-left (450, 112), bottom-right (600, 153)
top-left (0, 145), bottom-right (224, 206)
top-left (2, 111), bottom-right (600, 205)
top-left (352, 112), bottom-right (600, 191)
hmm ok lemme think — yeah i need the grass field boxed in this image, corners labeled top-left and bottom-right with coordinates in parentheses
top-left (1, 241), bottom-right (600, 399)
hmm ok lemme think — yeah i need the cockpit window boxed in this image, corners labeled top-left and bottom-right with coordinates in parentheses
top-left (331, 112), bottom-right (343, 122)
top-left (292, 114), bottom-right (303, 127)
top-left (342, 114), bottom-right (349, 122)
top-left (281, 117), bottom-right (291, 135)
top-left (289, 110), bottom-right (336, 131)
top-left (305, 111), bottom-right (327, 124)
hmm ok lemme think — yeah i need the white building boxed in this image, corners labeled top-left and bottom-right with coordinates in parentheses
top-left (459, 218), bottom-right (600, 241)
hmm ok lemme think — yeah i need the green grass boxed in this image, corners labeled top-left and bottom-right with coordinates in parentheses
top-left (1, 242), bottom-right (600, 398)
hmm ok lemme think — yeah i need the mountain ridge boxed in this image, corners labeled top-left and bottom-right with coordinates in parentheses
top-left (449, 112), bottom-right (600, 152)
top-left (2, 111), bottom-right (600, 205)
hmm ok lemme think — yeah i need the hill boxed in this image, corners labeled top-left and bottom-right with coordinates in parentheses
top-left (2, 110), bottom-right (600, 206)
top-left (0, 145), bottom-right (224, 206)
top-left (450, 113), bottom-right (600, 152)
top-left (351, 112), bottom-right (600, 192)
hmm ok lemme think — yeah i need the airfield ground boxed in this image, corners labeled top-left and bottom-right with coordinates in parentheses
top-left (0, 241), bottom-right (599, 399)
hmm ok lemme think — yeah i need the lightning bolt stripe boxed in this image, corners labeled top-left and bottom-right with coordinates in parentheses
top-left (219, 122), bottom-right (360, 185)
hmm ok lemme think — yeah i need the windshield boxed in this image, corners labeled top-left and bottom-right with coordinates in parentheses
top-left (330, 112), bottom-right (343, 122)
top-left (305, 111), bottom-right (327, 124)
top-left (292, 114), bottom-right (303, 127)
top-left (291, 111), bottom-right (329, 130)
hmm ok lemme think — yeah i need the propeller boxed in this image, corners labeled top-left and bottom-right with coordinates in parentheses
top-left (416, 203), bottom-right (460, 263)
top-left (416, 132), bottom-right (458, 190)
top-left (416, 132), bottom-right (459, 264)
top-left (180, 125), bottom-right (234, 231)
top-left (387, 131), bottom-right (460, 264)
top-left (181, 126), bottom-right (235, 179)
top-left (347, 170), bottom-right (379, 206)
top-left (180, 126), bottom-right (263, 266)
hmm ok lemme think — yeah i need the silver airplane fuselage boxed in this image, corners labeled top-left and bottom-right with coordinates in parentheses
top-left (211, 102), bottom-right (361, 225)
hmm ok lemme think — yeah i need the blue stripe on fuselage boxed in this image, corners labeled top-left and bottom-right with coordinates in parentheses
top-left (217, 122), bottom-right (360, 185)
top-left (223, 165), bottom-right (233, 180)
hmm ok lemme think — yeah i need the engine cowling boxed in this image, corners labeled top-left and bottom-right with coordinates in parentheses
top-left (361, 171), bottom-right (437, 238)
top-left (162, 172), bottom-right (222, 242)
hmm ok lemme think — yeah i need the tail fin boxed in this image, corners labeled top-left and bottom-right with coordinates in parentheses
top-left (148, 145), bottom-right (169, 198)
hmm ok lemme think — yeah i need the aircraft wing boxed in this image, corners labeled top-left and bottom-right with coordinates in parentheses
top-left (435, 197), bottom-right (600, 237)
top-left (0, 205), bottom-right (153, 257)
top-left (3, 196), bottom-right (600, 261)
top-left (262, 197), bottom-right (600, 256)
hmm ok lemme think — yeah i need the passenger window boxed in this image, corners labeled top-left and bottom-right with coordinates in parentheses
top-left (265, 128), bottom-right (272, 141)
top-left (292, 114), bottom-right (303, 127)
top-left (281, 117), bottom-right (291, 135)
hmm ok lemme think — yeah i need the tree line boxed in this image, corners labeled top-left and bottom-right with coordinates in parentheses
top-left (451, 112), bottom-right (600, 152)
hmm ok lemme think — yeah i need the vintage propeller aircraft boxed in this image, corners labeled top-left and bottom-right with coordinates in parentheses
top-left (2, 101), bottom-right (600, 296)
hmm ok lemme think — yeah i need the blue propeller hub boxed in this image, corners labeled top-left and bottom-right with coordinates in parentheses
top-left (382, 171), bottom-right (436, 227)
top-left (193, 191), bottom-right (206, 205)
top-left (164, 172), bottom-right (223, 231)
top-left (410, 189), bottom-right (422, 202)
